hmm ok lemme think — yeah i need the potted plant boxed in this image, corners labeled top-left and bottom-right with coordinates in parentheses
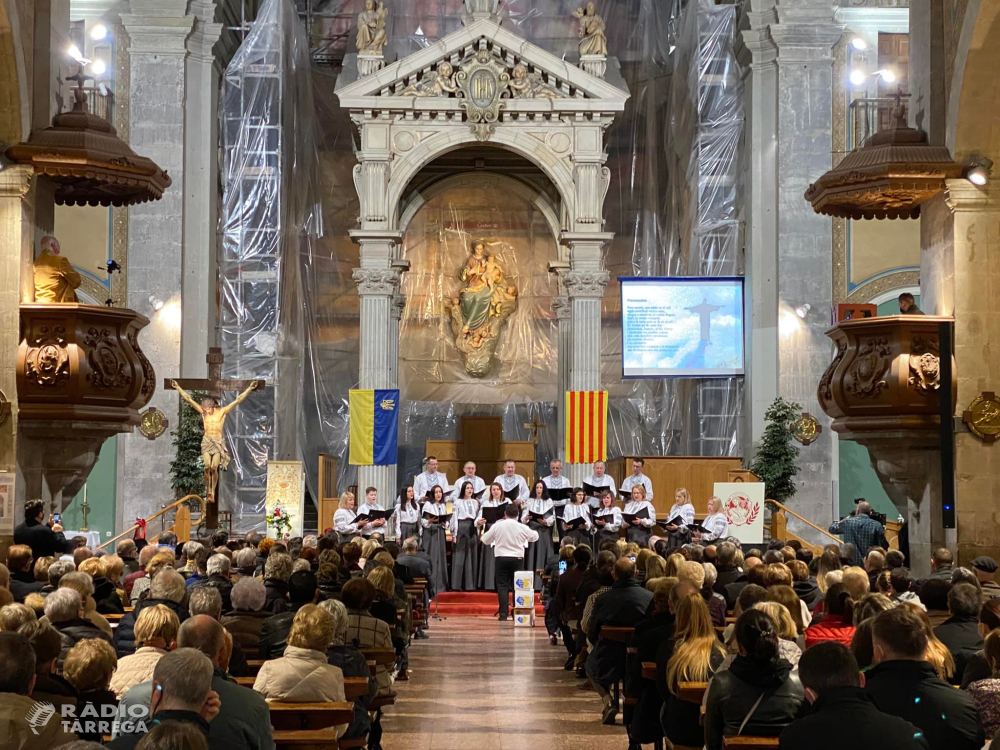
top-left (748, 396), bottom-right (802, 508)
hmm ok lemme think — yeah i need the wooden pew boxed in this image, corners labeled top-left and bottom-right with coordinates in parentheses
top-left (722, 737), bottom-right (779, 750)
top-left (241, 676), bottom-right (370, 699)
top-left (642, 662), bottom-right (656, 680)
top-left (246, 659), bottom-right (265, 677)
top-left (600, 626), bottom-right (635, 708)
top-left (274, 728), bottom-right (339, 749)
top-left (269, 701), bottom-right (353, 731)
top-left (677, 681), bottom-right (708, 705)
top-left (236, 676), bottom-right (255, 687)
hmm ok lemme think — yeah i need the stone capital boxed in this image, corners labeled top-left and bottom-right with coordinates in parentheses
top-left (741, 28), bottom-right (778, 67)
top-left (551, 296), bottom-right (572, 320)
top-left (0, 165), bottom-right (34, 198)
top-left (564, 270), bottom-right (609, 299)
top-left (122, 13), bottom-right (195, 55)
top-left (391, 294), bottom-right (407, 320)
top-left (943, 179), bottom-right (1000, 213)
top-left (353, 267), bottom-right (401, 296)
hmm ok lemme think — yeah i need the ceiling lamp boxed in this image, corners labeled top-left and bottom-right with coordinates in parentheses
top-left (4, 68), bottom-right (171, 207)
top-left (804, 97), bottom-right (962, 220)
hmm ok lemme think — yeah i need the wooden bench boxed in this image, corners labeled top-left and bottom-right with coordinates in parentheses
top-left (600, 626), bottom-right (635, 708)
top-left (642, 661), bottom-right (656, 680)
top-left (103, 613), bottom-right (125, 623)
top-left (360, 648), bottom-right (396, 667)
top-left (722, 737), bottom-right (779, 750)
top-left (274, 728), bottom-right (339, 750)
top-left (269, 701), bottom-right (354, 731)
top-left (677, 681), bottom-right (708, 705)
top-left (236, 676), bottom-right (255, 687)
top-left (246, 659), bottom-right (265, 676)
top-left (238, 677), bottom-right (369, 701)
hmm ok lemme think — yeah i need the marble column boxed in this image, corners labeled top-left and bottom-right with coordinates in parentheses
top-left (118, 3), bottom-right (193, 524)
top-left (0, 166), bottom-right (36, 515)
top-left (922, 181), bottom-right (1000, 563)
top-left (352, 264), bottom-right (401, 509)
top-left (181, 0), bottom-right (222, 377)
top-left (551, 296), bottom-right (572, 463)
top-left (562, 254), bottom-right (609, 486)
top-left (742, 2), bottom-right (843, 539)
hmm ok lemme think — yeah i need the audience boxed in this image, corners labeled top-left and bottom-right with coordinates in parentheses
top-left (116, 615), bottom-right (272, 750)
top-left (59, 571), bottom-right (113, 637)
top-left (190, 554), bottom-right (234, 614)
top-left (924, 547), bottom-right (955, 584)
top-left (262, 553), bottom-right (293, 614)
top-left (961, 598), bottom-right (1000, 687)
top-left (110, 604), bottom-right (180, 698)
top-left (586, 557), bottom-right (654, 725)
top-left (805, 583), bottom-right (856, 648)
top-left (704, 609), bottom-right (804, 749)
top-left (864, 606), bottom-right (983, 750)
top-left (555, 545), bottom-right (592, 671)
top-left (78, 557), bottom-right (123, 614)
top-left (7, 545), bottom-right (44, 602)
top-left (258, 570), bottom-right (318, 659)
top-left (18, 619), bottom-right (78, 714)
top-left (935, 582), bottom-right (985, 684)
top-left (779, 641), bottom-right (928, 750)
top-left (967, 628), bottom-right (1000, 739)
top-left (920, 577), bottom-right (953, 627)
top-left (117, 539), bottom-right (141, 577)
top-left (115, 569), bottom-right (189, 657)
top-left (0, 631), bottom-right (77, 745)
top-left (319, 598), bottom-right (376, 741)
top-left (625, 577), bottom-right (678, 746)
top-left (342, 578), bottom-right (394, 697)
top-left (221, 578), bottom-right (270, 654)
top-left (124, 546), bottom-right (160, 599)
top-left (0, 602), bottom-right (35, 632)
top-left (128, 551), bottom-right (176, 604)
top-left (754, 601), bottom-right (803, 669)
top-left (974, 556), bottom-right (1000, 600)
top-left (45, 587), bottom-right (113, 671)
top-left (253, 604), bottom-right (347, 737)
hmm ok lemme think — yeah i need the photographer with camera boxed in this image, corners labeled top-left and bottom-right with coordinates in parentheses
top-left (829, 500), bottom-right (888, 566)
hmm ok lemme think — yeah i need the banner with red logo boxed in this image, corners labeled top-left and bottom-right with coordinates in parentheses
top-left (713, 482), bottom-right (765, 545)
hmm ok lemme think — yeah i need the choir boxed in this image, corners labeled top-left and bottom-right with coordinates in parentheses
top-left (347, 457), bottom-right (733, 595)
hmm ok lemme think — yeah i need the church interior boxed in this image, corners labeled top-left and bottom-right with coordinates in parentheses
top-left (2, 0), bottom-right (1000, 748)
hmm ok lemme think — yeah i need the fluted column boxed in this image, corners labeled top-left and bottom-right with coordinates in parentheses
top-left (353, 266), bottom-right (401, 507)
top-left (563, 267), bottom-right (609, 485)
top-left (552, 296), bottom-right (572, 462)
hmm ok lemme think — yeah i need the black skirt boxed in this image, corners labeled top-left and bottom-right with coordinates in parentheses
top-left (524, 521), bottom-right (553, 572)
top-left (451, 519), bottom-right (479, 591)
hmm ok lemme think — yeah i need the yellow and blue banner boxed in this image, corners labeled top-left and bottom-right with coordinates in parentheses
top-left (349, 389), bottom-right (399, 466)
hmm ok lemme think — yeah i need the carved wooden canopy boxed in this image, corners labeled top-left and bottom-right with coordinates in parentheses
top-left (804, 115), bottom-right (963, 220)
top-left (5, 92), bottom-right (171, 207)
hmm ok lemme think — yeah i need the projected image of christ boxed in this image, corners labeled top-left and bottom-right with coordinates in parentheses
top-left (686, 298), bottom-right (722, 343)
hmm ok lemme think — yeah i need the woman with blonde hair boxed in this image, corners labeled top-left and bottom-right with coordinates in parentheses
top-left (766, 584), bottom-right (809, 638)
top-left (623, 484), bottom-right (656, 546)
top-left (900, 601), bottom-right (955, 680)
top-left (129, 550), bottom-right (176, 604)
top-left (360, 537), bottom-right (381, 567)
top-left (753, 601), bottom-right (802, 669)
top-left (334, 491), bottom-right (360, 540)
top-left (109, 603), bottom-right (179, 697)
top-left (102, 555), bottom-right (129, 608)
top-left (664, 487), bottom-right (696, 548)
top-left (644, 554), bottom-right (667, 583)
top-left (658, 594), bottom-right (727, 747)
top-left (253, 604), bottom-right (348, 735)
top-left (664, 553), bottom-right (685, 579)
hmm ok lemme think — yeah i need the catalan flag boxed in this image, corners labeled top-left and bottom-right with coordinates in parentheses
top-left (349, 389), bottom-right (399, 466)
top-left (565, 390), bottom-right (608, 464)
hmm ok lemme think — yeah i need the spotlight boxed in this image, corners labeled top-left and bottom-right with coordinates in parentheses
top-left (148, 295), bottom-right (164, 312)
top-left (67, 44), bottom-right (85, 62)
top-left (849, 69), bottom-right (867, 86)
top-left (795, 303), bottom-right (811, 320)
top-left (851, 37), bottom-right (867, 51)
top-left (90, 23), bottom-right (107, 40)
top-left (90, 59), bottom-right (106, 76)
top-left (966, 156), bottom-right (994, 186)
top-left (879, 68), bottom-right (896, 84)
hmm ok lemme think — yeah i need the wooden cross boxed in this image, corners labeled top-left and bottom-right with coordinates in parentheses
top-left (163, 347), bottom-right (265, 401)
top-left (523, 414), bottom-right (547, 445)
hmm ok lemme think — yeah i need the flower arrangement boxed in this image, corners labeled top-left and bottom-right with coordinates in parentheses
top-left (266, 504), bottom-right (292, 539)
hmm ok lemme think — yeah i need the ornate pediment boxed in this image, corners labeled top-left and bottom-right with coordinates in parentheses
top-left (336, 18), bottom-right (628, 111)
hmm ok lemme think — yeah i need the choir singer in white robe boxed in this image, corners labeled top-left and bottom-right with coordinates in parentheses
top-left (420, 485), bottom-right (450, 594)
top-left (561, 488), bottom-right (593, 547)
top-left (394, 485), bottom-right (421, 543)
top-left (619, 458), bottom-right (654, 500)
top-left (592, 490), bottom-right (623, 549)
top-left (476, 483), bottom-right (510, 591)
top-left (583, 461), bottom-right (616, 511)
top-left (663, 487), bottom-right (696, 549)
top-left (697, 496), bottom-right (729, 543)
top-left (450, 461), bottom-right (486, 501)
top-left (356, 487), bottom-right (387, 538)
top-left (622, 484), bottom-right (656, 547)
top-left (493, 459), bottom-right (529, 506)
top-left (543, 459), bottom-right (572, 537)
top-left (521, 480), bottom-right (555, 573)
top-left (414, 456), bottom-right (450, 500)
top-left (333, 491), bottom-right (361, 541)
top-left (450, 480), bottom-right (481, 591)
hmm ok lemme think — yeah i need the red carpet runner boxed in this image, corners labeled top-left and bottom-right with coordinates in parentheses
top-left (433, 591), bottom-right (545, 617)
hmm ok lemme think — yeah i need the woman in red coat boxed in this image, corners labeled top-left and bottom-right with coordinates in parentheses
top-left (804, 582), bottom-right (857, 648)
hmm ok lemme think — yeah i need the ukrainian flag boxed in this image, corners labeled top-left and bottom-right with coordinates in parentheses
top-left (349, 389), bottom-right (399, 466)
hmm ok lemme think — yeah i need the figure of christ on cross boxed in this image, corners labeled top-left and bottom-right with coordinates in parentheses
top-left (165, 348), bottom-right (265, 528)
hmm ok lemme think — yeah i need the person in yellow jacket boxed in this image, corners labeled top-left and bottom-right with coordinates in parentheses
top-left (33, 236), bottom-right (81, 303)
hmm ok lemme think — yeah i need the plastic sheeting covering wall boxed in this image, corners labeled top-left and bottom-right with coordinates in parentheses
top-left (221, 0), bottom-right (745, 530)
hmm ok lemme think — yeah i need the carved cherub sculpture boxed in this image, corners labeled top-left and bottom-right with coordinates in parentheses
top-left (509, 63), bottom-right (564, 99)
top-left (402, 61), bottom-right (458, 97)
top-left (573, 2), bottom-right (608, 57)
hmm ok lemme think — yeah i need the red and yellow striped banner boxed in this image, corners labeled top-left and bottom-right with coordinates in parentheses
top-left (565, 390), bottom-right (608, 464)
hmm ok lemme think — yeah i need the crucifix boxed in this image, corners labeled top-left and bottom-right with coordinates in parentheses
top-left (523, 414), bottom-right (547, 445)
top-left (165, 347), bottom-right (265, 529)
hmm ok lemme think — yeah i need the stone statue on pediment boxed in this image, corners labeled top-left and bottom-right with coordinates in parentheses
top-left (356, 0), bottom-right (388, 55)
top-left (573, 2), bottom-right (608, 57)
top-left (509, 64), bottom-right (564, 99)
top-left (402, 61), bottom-right (458, 97)
top-left (465, 0), bottom-right (499, 14)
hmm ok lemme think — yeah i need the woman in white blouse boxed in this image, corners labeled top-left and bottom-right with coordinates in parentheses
top-left (420, 484), bottom-right (450, 594)
top-left (333, 491), bottom-right (361, 541)
top-left (561, 488), bottom-right (593, 547)
top-left (394, 484), bottom-right (421, 543)
top-left (451, 480), bottom-right (481, 591)
top-left (592, 490), bottom-right (623, 549)
top-left (623, 484), bottom-right (656, 546)
top-left (521, 480), bottom-right (555, 573)
top-left (476, 482), bottom-right (509, 591)
top-left (664, 487), bottom-right (696, 549)
top-left (698, 495), bottom-right (729, 543)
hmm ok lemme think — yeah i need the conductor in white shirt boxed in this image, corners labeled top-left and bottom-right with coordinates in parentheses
top-left (480, 504), bottom-right (539, 621)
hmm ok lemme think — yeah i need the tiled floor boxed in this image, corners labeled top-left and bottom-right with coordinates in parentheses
top-left (383, 617), bottom-right (626, 750)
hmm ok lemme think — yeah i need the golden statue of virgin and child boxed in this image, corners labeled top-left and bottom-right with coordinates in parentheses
top-left (448, 239), bottom-right (518, 377)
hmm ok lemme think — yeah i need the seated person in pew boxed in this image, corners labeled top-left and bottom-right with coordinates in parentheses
top-left (0, 632), bottom-right (77, 746)
top-left (258, 571), bottom-right (319, 660)
top-left (0, 601), bottom-right (36, 632)
top-left (252, 604), bottom-right (348, 738)
top-left (320, 599), bottom-right (377, 741)
top-left (134, 719), bottom-right (210, 750)
top-left (110, 603), bottom-right (180, 698)
top-left (656, 586), bottom-right (726, 750)
top-left (778, 641), bottom-right (929, 750)
top-left (18, 620), bottom-right (78, 716)
top-left (64, 638), bottom-right (119, 742)
top-left (342, 578), bottom-right (395, 697)
top-left (624, 577), bottom-right (680, 747)
top-left (367, 566), bottom-right (408, 665)
top-left (704, 609), bottom-right (804, 750)
top-left (115, 568), bottom-right (189, 657)
top-left (586, 557), bottom-right (654, 726)
top-left (116, 615), bottom-right (274, 750)
top-left (110, 648), bottom-right (221, 750)
top-left (190, 587), bottom-right (249, 678)
top-left (221, 578), bottom-right (270, 656)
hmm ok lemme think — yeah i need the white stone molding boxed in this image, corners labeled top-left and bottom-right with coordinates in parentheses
top-left (563, 269), bottom-right (610, 298)
top-left (580, 55), bottom-right (607, 79)
top-left (353, 267), bottom-right (401, 296)
top-left (121, 1), bottom-right (195, 56)
top-left (551, 296), bottom-right (572, 320)
top-left (358, 53), bottom-right (385, 77)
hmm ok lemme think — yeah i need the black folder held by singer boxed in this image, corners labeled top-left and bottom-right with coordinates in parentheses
top-left (547, 487), bottom-right (573, 502)
top-left (527, 509), bottom-right (554, 524)
top-left (421, 511), bottom-right (453, 524)
top-left (562, 515), bottom-right (588, 531)
top-left (502, 486), bottom-right (523, 501)
top-left (582, 482), bottom-right (610, 498)
top-left (621, 507), bottom-right (650, 525)
top-left (352, 506), bottom-right (397, 524)
top-left (480, 505), bottom-right (506, 528)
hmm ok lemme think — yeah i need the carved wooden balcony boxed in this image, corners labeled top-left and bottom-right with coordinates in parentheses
top-left (17, 304), bottom-right (155, 426)
top-left (817, 315), bottom-right (956, 435)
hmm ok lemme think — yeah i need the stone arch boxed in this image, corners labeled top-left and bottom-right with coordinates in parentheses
top-left (387, 127), bottom-right (576, 232)
top-left (398, 171), bottom-right (563, 254)
top-left (948, 0), bottom-right (1000, 161)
